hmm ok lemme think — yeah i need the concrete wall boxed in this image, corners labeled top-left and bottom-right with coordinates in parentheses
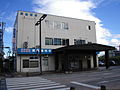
top-left (16, 55), bottom-right (55, 72)
top-left (15, 11), bottom-right (97, 72)
top-left (17, 11), bottom-right (96, 49)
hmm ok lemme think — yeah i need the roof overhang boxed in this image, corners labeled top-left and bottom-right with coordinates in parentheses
top-left (53, 43), bottom-right (116, 53)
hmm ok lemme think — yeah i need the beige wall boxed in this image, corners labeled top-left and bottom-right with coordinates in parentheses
top-left (17, 11), bottom-right (96, 49)
top-left (16, 55), bottom-right (55, 72)
top-left (15, 11), bottom-right (97, 72)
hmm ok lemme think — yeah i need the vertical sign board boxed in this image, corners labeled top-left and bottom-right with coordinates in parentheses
top-left (12, 28), bottom-right (17, 53)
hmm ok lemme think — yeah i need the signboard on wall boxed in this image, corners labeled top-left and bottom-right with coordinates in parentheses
top-left (17, 48), bottom-right (53, 54)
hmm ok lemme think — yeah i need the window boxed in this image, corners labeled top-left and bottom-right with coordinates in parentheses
top-left (23, 59), bottom-right (29, 68)
top-left (54, 38), bottom-right (61, 45)
top-left (43, 56), bottom-right (48, 66)
top-left (35, 14), bottom-right (37, 17)
top-left (45, 20), bottom-right (53, 28)
top-left (45, 38), bottom-right (53, 45)
top-left (45, 37), bottom-right (69, 46)
top-left (62, 39), bottom-right (66, 45)
top-left (88, 42), bottom-right (92, 44)
top-left (88, 25), bottom-right (91, 30)
top-left (20, 12), bottom-right (23, 15)
top-left (74, 39), bottom-right (86, 45)
top-left (25, 13), bottom-right (28, 16)
top-left (54, 21), bottom-right (61, 29)
top-left (30, 56), bottom-right (38, 59)
top-left (62, 22), bottom-right (69, 30)
top-left (30, 13), bottom-right (33, 16)
top-left (62, 39), bottom-right (69, 46)
top-left (30, 61), bottom-right (39, 68)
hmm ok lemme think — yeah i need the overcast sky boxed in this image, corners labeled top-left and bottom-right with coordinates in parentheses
top-left (0, 0), bottom-right (120, 56)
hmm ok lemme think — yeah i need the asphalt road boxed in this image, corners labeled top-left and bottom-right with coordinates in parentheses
top-left (1, 66), bottom-right (120, 90)
top-left (41, 66), bottom-right (120, 90)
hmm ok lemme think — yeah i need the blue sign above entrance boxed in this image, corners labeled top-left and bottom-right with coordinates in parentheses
top-left (17, 48), bottom-right (53, 54)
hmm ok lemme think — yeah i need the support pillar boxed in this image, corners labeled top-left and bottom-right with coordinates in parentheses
top-left (93, 52), bottom-right (97, 68)
top-left (55, 53), bottom-right (59, 71)
top-left (105, 50), bottom-right (109, 69)
top-left (63, 51), bottom-right (69, 72)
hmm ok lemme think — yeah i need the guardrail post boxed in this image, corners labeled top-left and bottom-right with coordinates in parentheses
top-left (101, 85), bottom-right (106, 90)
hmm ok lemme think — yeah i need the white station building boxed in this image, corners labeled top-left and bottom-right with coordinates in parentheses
top-left (12, 11), bottom-right (115, 72)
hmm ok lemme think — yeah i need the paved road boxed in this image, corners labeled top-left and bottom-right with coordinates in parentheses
top-left (4, 66), bottom-right (120, 90)
top-left (6, 77), bottom-right (70, 90)
top-left (0, 77), bottom-right (7, 90)
top-left (41, 66), bottom-right (120, 90)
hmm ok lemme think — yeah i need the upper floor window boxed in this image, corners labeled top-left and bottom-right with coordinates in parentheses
top-left (88, 42), bottom-right (92, 44)
top-left (54, 21), bottom-right (61, 29)
top-left (88, 25), bottom-right (91, 30)
top-left (62, 39), bottom-right (69, 46)
top-left (25, 13), bottom-right (28, 16)
top-left (74, 39), bottom-right (86, 45)
top-left (45, 37), bottom-right (69, 46)
top-left (35, 14), bottom-right (37, 17)
top-left (45, 20), bottom-right (53, 28)
top-left (20, 12), bottom-right (23, 15)
top-left (45, 20), bottom-right (69, 30)
top-left (54, 38), bottom-right (61, 45)
top-left (30, 13), bottom-right (33, 16)
top-left (45, 37), bottom-right (53, 45)
top-left (62, 22), bottom-right (69, 30)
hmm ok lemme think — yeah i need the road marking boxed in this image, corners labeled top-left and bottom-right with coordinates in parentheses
top-left (71, 81), bottom-right (100, 89)
top-left (54, 87), bottom-right (70, 90)
top-left (7, 82), bottom-right (57, 88)
top-left (29, 85), bottom-right (67, 90)
top-left (6, 77), bottom-right (69, 90)
top-left (98, 79), bottom-right (120, 84)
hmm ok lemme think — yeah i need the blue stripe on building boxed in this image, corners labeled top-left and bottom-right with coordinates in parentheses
top-left (17, 48), bottom-right (53, 54)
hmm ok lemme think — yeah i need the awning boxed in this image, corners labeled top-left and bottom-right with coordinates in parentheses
top-left (53, 43), bottom-right (115, 52)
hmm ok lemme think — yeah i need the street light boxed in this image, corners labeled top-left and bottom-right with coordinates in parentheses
top-left (35, 14), bottom-right (47, 74)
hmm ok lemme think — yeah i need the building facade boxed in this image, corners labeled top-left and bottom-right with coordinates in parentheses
top-left (13, 11), bottom-right (98, 72)
top-left (0, 22), bottom-right (4, 59)
top-left (0, 22), bottom-right (5, 73)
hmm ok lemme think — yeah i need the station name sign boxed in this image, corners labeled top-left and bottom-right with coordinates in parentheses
top-left (17, 48), bottom-right (53, 54)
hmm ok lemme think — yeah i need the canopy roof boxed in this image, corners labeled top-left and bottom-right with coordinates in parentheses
top-left (53, 43), bottom-right (115, 52)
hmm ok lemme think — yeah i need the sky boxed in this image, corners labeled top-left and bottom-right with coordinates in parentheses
top-left (0, 0), bottom-right (120, 56)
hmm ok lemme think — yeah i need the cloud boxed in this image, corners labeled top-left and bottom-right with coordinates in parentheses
top-left (32, 0), bottom-right (119, 48)
top-left (5, 27), bottom-right (13, 32)
top-left (113, 34), bottom-right (120, 39)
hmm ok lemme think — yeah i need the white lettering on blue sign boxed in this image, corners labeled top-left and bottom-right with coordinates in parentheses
top-left (32, 49), bottom-right (35, 52)
top-left (49, 50), bottom-right (51, 52)
top-left (41, 50), bottom-right (43, 52)
top-left (17, 48), bottom-right (53, 54)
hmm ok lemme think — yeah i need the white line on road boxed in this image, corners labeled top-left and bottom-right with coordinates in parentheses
top-left (71, 81), bottom-right (100, 89)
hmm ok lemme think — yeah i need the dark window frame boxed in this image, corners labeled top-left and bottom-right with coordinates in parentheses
top-left (23, 59), bottom-right (29, 68)
top-left (45, 37), bottom-right (53, 45)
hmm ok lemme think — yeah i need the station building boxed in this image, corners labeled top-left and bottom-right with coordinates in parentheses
top-left (13, 11), bottom-right (115, 72)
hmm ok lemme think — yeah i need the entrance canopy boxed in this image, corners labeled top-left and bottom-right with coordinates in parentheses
top-left (53, 43), bottom-right (115, 52)
top-left (53, 43), bottom-right (115, 70)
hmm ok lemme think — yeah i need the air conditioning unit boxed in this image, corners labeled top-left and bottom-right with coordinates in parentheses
top-left (23, 42), bottom-right (28, 48)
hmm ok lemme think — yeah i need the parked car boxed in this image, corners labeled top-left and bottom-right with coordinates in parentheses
top-left (99, 61), bottom-right (105, 66)
top-left (109, 60), bottom-right (116, 66)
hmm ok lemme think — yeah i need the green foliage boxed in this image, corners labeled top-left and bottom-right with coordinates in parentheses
top-left (99, 55), bottom-right (120, 65)
top-left (98, 55), bottom-right (105, 61)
